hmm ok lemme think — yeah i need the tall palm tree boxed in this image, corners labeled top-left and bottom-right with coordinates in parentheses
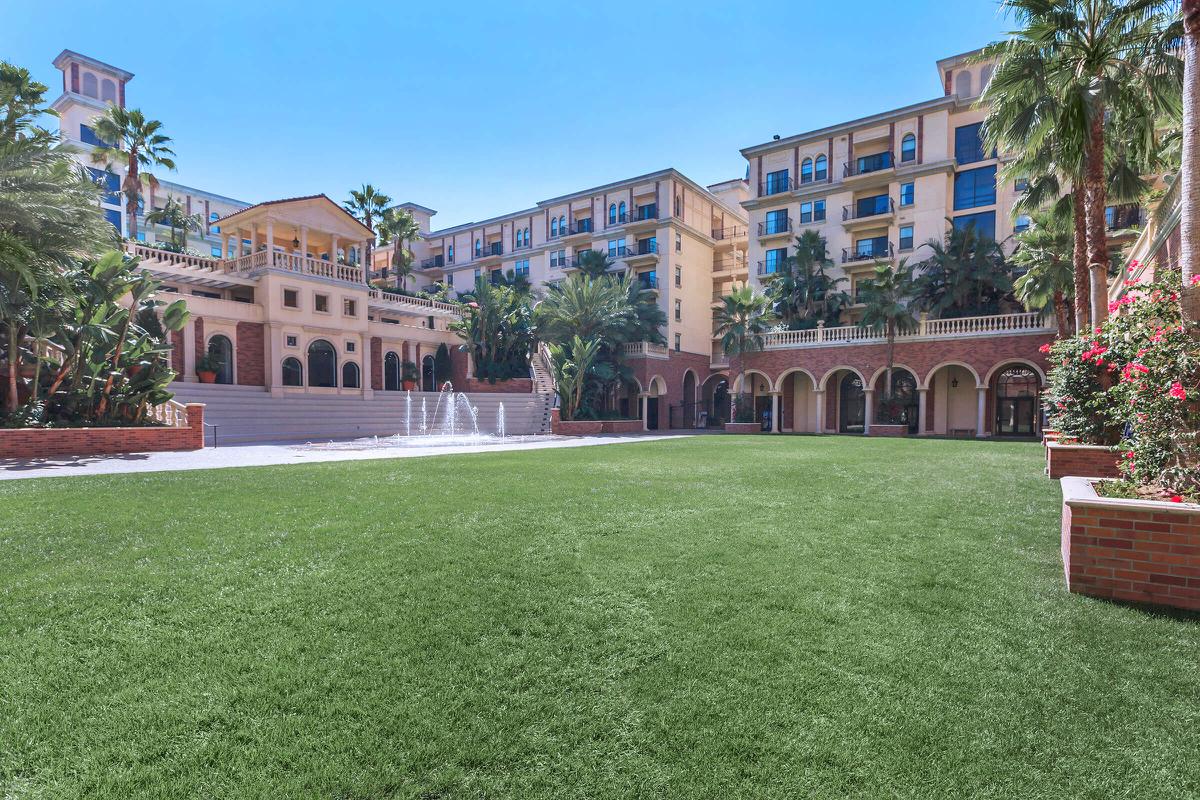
top-left (1182, 0), bottom-right (1200, 326)
top-left (573, 249), bottom-right (612, 279)
top-left (344, 184), bottom-right (390, 284)
top-left (143, 195), bottom-right (201, 251)
top-left (857, 259), bottom-right (918, 409)
top-left (913, 224), bottom-right (1011, 318)
top-left (714, 285), bottom-right (777, 394)
top-left (1012, 211), bottom-right (1076, 335)
top-left (982, 0), bottom-right (1181, 327)
top-left (90, 107), bottom-right (176, 242)
top-left (378, 206), bottom-right (420, 290)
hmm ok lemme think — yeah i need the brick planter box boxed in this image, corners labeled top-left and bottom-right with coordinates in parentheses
top-left (1043, 429), bottom-right (1061, 446)
top-left (1061, 477), bottom-right (1200, 610)
top-left (461, 378), bottom-right (534, 394)
top-left (724, 422), bottom-right (763, 434)
top-left (0, 403), bottom-right (205, 460)
top-left (1046, 441), bottom-right (1123, 479)
top-left (600, 420), bottom-right (642, 433)
top-left (869, 424), bottom-right (907, 437)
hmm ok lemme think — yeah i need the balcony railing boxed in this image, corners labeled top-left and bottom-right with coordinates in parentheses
top-left (712, 225), bottom-right (746, 240)
top-left (633, 204), bottom-right (658, 221)
top-left (758, 177), bottom-right (795, 196)
top-left (228, 249), bottom-right (364, 283)
top-left (550, 220), bottom-right (594, 239)
top-left (758, 217), bottom-right (793, 236)
top-left (759, 311), bottom-right (1052, 350)
top-left (367, 288), bottom-right (459, 314)
top-left (476, 242), bottom-right (503, 259)
top-left (621, 341), bottom-right (669, 359)
top-left (608, 245), bottom-right (631, 258)
top-left (637, 274), bottom-right (658, 289)
top-left (843, 152), bottom-right (894, 178)
top-left (632, 239), bottom-right (659, 256)
top-left (420, 255), bottom-right (445, 269)
top-left (842, 240), bottom-right (894, 263)
top-left (843, 197), bottom-right (895, 221)
top-left (1106, 205), bottom-right (1142, 231)
top-left (607, 213), bottom-right (629, 226)
top-left (757, 260), bottom-right (787, 276)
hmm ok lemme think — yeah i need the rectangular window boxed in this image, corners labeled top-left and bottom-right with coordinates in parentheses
top-left (283, 289), bottom-right (299, 308)
top-left (88, 168), bottom-right (121, 204)
top-left (636, 203), bottom-right (657, 221)
top-left (136, 231), bottom-right (146, 242)
top-left (490, 268), bottom-right (502, 285)
top-left (954, 122), bottom-right (988, 165)
top-left (447, 271), bottom-right (454, 287)
top-left (210, 246), bottom-right (222, 258)
top-left (607, 238), bottom-right (626, 258)
top-left (813, 199), bottom-right (826, 222)
top-left (674, 299), bottom-right (681, 321)
top-left (899, 225), bottom-right (914, 251)
top-left (954, 166), bottom-right (997, 210)
top-left (674, 332), bottom-right (681, 352)
top-left (343, 298), bottom-right (357, 317)
top-left (799, 203), bottom-right (812, 224)
top-left (854, 236), bottom-right (889, 259)
top-left (638, 270), bottom-right (657, 290)
top-left (1014, 214), bottom-right (1031, 233)
top-left (855, 152), bottom-right (892, 174)
top-left (79, 124), bottom-right (110, 148)
top-left (286, 335), bottom-right (297, 347)
top-left (899, 182), bottom-right (915, 207)
top-left (953, 211), bottom-right (996, 241)
top-left (209, 212), bottom-right (220, 234)
top-left (764, 169), bottom-right (790, 195)
top-left (345, 341), bottom-right (356, 353)
top-left (764, 247), bottom-right (788, 274)
top-left (314, 294), bottom-right (329, 313)
top-left (514, 259), bottom-right (530, 277)
top-left (103, 208), bottom-right (122, 231)
top-left (1015, 177), bottom-right (1029, 193)
top-left (674, 265), bottom-right (681, 287)
top-left (675, 233), bottom-right (681, 252)
top-left (855, 194), bottom-right (890, 218)
top-left (766, 209), bottom-right (790, 233)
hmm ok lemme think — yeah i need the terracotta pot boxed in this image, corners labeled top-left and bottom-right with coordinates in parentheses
top-left (127, 364), bottom-right (144, 378)
top-left (198, 371), bottom-right (217, 384)
top-left (402, 380), bottom-right (416, 391)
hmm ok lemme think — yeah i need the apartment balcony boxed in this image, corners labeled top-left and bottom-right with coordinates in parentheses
top-left (550, 219), bottom-right (593, 240)
top-left (1106, 205), bottom-right (1142, 238)
top-left (420, 255), bottom-right (445, 269)
top-left (625, 205), bottom-right (660, 231)
top-left (756, 260), bottom-right (788, 276)
top-left (605, 213), bottom-right (629, 229)
top-left (843, 152), bottom-right (895, 186)
top-left (622, 341), bottom-right (670, 360)
top-left (712, 250), bottom-right (746, 277)
top-left (757, 217), bottom-right (793, 240)
top-left (636, 273), bottom-right (659, 292)
top-left (842, 197), bottom-right (895, 229)
top-left (228, 249), bottom-right (365, 284)
top-left (755, 311), bottom-right (1054, 351)
top-left (474, 242), bottom-right (503, 263)
top-left (625, 239), bottom-right (660, 264)
top-left (842, 239), bottom-right (894, 264)
top-left (366, 287), bottom-right (459, 317)
top-left (758, 177), bottom-right (795, 197)
top-left (711, 225), bottom-right (747, 246)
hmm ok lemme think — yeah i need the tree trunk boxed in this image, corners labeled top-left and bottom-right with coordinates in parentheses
top-left (1053, 290), bottom-right (1070, 337)
top-left (1072, 188), bottom-right (1090, 333)
top-left (1084, 108), bottom-right (1109, 328)
top-left (124, 155), bottom-right (139, 242)
top-left (1182, 0), bottom-right (1200, 331)
top-left (5, 323), bottom-right (19, 413)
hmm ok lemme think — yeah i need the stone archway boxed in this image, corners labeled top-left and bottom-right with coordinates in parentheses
top-left (701, 373), bottom-right (729, 427)
top-left (924, 362), bottom-right (981, 437)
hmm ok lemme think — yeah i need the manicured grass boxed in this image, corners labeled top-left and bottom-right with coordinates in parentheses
top-left (2, 437), bottom-right (1199, 798)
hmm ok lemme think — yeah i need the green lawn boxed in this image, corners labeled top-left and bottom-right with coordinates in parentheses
top-left (2, 437), bottom-right (1199, 798)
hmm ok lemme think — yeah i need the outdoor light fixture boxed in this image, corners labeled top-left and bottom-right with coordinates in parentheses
top-left (292, 231), bottom-right (300, 249)
top-left (951, 377), bottom-right (959, 388)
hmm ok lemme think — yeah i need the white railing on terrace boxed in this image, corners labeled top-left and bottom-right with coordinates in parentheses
top-left (126, 243), bottom-right (224, 271)
top-left (366, 289), bottom-right (459, 314)
top-left (228, 250), bottom-right (364, 284)
top-left (760, 311), bottom-right (1052, 350)
top-left (622, 341), bottom-right (670, 359)
top-left (150, 398), bottom-right (189, 428)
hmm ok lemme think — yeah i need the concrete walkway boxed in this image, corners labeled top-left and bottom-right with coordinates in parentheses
top-left (0, 433), bottom-right (690, 481)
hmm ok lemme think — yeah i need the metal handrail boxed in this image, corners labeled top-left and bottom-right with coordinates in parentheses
top-left (843, 197), bottom-right (895, 221)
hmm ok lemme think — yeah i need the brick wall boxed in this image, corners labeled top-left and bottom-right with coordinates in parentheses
top-left (370, 337), bottom-right (383, 391)
top-left (235, 322), bottom-right (265, 387)
top-left (1062, 481), bottom-right (1200, 610)
top-left (192, 317), bottom-right (205, 379)
top-left (625, 350), bottom-right (711, 431)
top-left (0, 404), bottom-right (205, 459)
top-left (1046, 442), bottom-right (1123, 479)
top-left (462, 378), bottom-right (533, 394)
top-left (170, 329), bottom-right (184, 373)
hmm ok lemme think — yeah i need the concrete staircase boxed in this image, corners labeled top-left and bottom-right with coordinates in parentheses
top-left (169, 383), bottom-right (553, 445)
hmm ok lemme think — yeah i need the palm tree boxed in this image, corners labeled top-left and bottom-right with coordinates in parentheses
top-left (857, 259), bottom-right (918, 413)
top-left (143, 195), bottom-right (201, 251)
top-left (1012, 211), bottom-right (1077, 335)
top-left (548, 335), bottom-right (600, 421)
top-left (344, 184), bottom-right (391, 284)
top-left (378, 206), bottom-right (420, 290)
top-left (714, 285), bottom-right (777, 394)
top-left (89, 107), bottom-right (176, 242)
top-left (1182, 0), bottom-right (1200, 326)
top-left (982, 0), bottom-right (1180, 327)
top-left (913, 224), bottom-right (1012, 318)
top-left (573, 249), bottom-right (612, 279)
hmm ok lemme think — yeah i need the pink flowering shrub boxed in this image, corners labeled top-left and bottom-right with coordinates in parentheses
top-left (1043, 334), bottom-right (1122, 445)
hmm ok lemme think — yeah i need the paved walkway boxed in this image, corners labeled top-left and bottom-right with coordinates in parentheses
top-left (0, 433), bottom-right (690, 481)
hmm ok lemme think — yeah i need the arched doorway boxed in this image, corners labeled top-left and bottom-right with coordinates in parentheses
top-left (207, 335), bottom-right (234, 385)
top-left (874, 368), bottom-right (919, 433)
top-left (677, 370), bottom-right (697, 428)
top-left (421, 354), bottom-right (436, 392)
top-left (646, 376), bottom-right (666, 430)
top-left (342, 361), bottom-right (361, 389)
top-left (281, 357), bottom-right (303, 387)
top-left (307, 339), bottom-right (337, 388)
top-left (384, 352), bottom-right (401, 391)
top-left (994, 365), bottom-right (1040, 437)
top-left (839, 372), bottom-right (865, 433)
top-left (701, 375), bottom-right (729, 427)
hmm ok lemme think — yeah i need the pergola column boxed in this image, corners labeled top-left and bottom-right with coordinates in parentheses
top-left (331, 235), bottom-right (340, 263)
top-left (182, 317), bottom-right (197, 382)
top-left (225, 233), bottom-right (235, 260)
top-left (863, 389), bottom-right (874, 436)
top-left (264, 218), bottom-right (275, 264)
top-left (917, 388), bottom-right (929, 435)
top-left (641, 393), bottom-right (649, 431)
top-left (770, 392), bottom-right (781, 433)
top-left (299, 225), bottom-right (308, 257)
top-left (266, 323), bottom-right (284, 398)
top-left (976, 387), bottom-right (988, 438)
top-left (360, 334), bottom-right (373, 399)
top-left (814, 390), bottom-right (826, 433)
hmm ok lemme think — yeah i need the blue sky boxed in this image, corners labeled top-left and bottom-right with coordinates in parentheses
top-left (5, 1), bottom-right (1010, 229)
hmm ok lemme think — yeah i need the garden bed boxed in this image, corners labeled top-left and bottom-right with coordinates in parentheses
top-left (1060, 477), bottom-right (1200, 610)
top-left (551, 417), bottom-right (644, 435)
top-left (869, 424), bottom-right (907, 437)
top-left (0, 403), bottom-right (206, 459)
top-left (1045, 441), bottom-right (1122, 479)
top-left (461, 378), bottom-right (534, 394)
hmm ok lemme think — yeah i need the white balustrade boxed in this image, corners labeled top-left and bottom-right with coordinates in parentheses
top-left (622, 341), bottom-right (670, 358)
top-left (367, 288), bottom-right (459, 314)
top-left (760, 311), bottom-right (1052, 350)
top-left (150, 398), bottom-right (189, 428)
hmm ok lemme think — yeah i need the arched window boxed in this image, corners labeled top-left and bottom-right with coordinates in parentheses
top-left (551, 217), bottom-right (559, 237)
top-left (800, 158), bottom-right (813, 184)
top-left (421, 354), bottom-right (436, 392)
top-left (82, 72), bottom-right (98, 98)
top-left (980, 64), bottom-right (994, 90)
top-left (608, 203), bottom-right (617, 224)
top-left (282, 357), bottom-right (303, 387)
top-left (342, 361), bottom-right (361, 389)
top-left (618, 201), bottom-right (626, 221)
top-left (901, 133), bottom-right (917, 163)
top-left (523, 227), bottom-right (530, 246)
top-left (384, 351), bottom-right (401, 391)
top-left (814, 154), bottom-right (828, 181)
top-left (997, 367), bottom-right (1038, 398)
top-left (955, 71), bottom-right (973, 99)
top-left (307, 339), bottom-right (337, 387)
top-left (559, 214), bottom-right (566, 233)
top-left (100, 79), bottom-right (116, 103)
top-left (995, 366), bottom-right (1039, 436)
top-left (206, 335), bottom-right (234, 385)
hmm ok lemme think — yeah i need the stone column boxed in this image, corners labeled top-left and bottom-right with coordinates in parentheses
top-left (917, 388), bottom-right (929, 435)
top-left (299, 225), bottom-right (308, 258)
top-left (976, 387), bottom-right (988, 438)
top-left (331, 235), bottom-right (339, 264)
top-left (771, 392), bottom-right (781, 433)
top-left (814, 390), bottom-right (826, 433)
top-left (264, 218), bottom-right (275, 265)
top-left (225, 233), bottom-right (235, 260)
top-left (864, 389), bottom-right (874, 435)
top-left (360, 334), bottom-right (373, 399)
top-left (182, 318), bottom-right (197, 382)
top-left (641, 394), bottom-right (649, 431)
top-left (267, 323), bottom-right (285, 398)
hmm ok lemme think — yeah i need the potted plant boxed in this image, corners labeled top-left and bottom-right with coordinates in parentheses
top-left (401, 360), bottom-right (419, 391)
top-left (195, 353), bottom-right (221, 383)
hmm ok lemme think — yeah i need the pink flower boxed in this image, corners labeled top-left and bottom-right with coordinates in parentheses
top-left (1171, 495), bottom-right (1184, 503)
top-left (1192, 275), bottom-right (1200, 286)
top-left (1039, 343), bottom-right (1051, 354)
top-left (1169, 382), bottom-right (1187, 401)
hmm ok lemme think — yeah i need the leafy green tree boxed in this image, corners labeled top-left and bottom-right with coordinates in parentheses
top-left (714, 285), bottom-right (777, 398)
top-left (857, 259), bottom-right (918, 416)
top-left (144, 195), bottom-right (202, 251)
top-left (548, 335), bottom-right (599, 421)
top-left (913, 224), bottom-right (1013, 319)
top-left (573, 249), bottom-right (612, 279)
top-left (1182, 0), bottom-right (1200, 327)
top-left (378, 206), bottom-right (419, 290)
top-left (768, 231), bottom-right (851, 329)
top-left (450, 277), bottom-right (533, 383)
top-left (90, 106), bottom-right (177, 242)
top-left (344, 184), bottom-right (391, 283)
top-left (1012, 211), bottom-right (1076, 335)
